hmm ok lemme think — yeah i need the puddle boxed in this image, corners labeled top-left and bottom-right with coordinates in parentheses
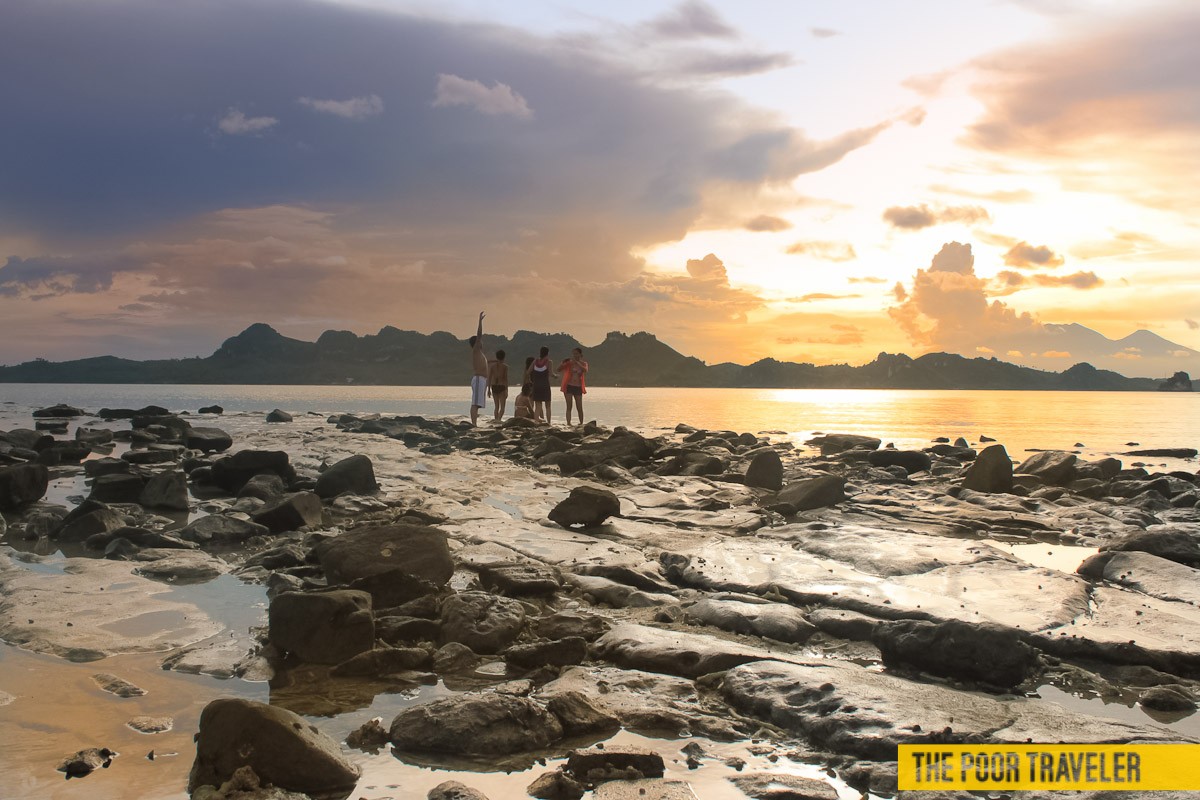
top-left (1035, 684), bottom-right (1200, 740)
top-left (981, 539), bottom-right (1097, 574)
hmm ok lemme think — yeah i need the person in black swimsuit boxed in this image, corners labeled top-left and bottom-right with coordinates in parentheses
top-left (530, 346), bottom-right (554, 425)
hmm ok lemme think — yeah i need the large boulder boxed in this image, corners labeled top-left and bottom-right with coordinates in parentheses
top-left (1101, 529), bottom-right (1200, 567)
top-left (316, 524), bottom-right (453, 587)
top-left (743, 450), bottom-right (783, 490)
top-left (186, 427), bottom-right (233, 453)
top-left (548, 486), bottom-right (621, 529)
top-left (179, 515), bottom-right (270, 545)
top-left (0, 463), bottom-right (49, 510)
top-left (251, 492), bottom-right (323, 533)
top-left (139, 470), bottom-right (189, 511)
top-left (805, 434), bottom-right (880, 455)
top-left (961, 443), bottom-right (1013, 493)
top-left (268, 590), bottom-right (374, 665)
top-left (389, 694), bottom-right (562, 756)
top-left (872, 619), bottom-right (1040, 688)
top-left (1015, 450), bottom-right (1078, 486)
top-left (188, 698), bottom-right (360, 798)
top-left (266, 409), bottom-right (293, 423)
top-left (210, 450), bottom-right (295, 494)
top-left (33, 403), bottom-right (85, 418)
top-left (774, 475), bottom-right (846, 512)
top-left (440, 591), bottom-right (526, 654)
top-left (315, 455), bottom-right (379, 499)
top-left (866, 449), bottom-right (931, 475)
top-left (88, 472), bottom-right (146, 504)
top-left (58, 506), bottom-right (127, 543)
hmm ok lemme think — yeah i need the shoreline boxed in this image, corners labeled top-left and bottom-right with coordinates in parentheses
top-left (2, 404), bottom-right (1200, 799)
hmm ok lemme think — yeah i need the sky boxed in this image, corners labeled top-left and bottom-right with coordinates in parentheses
top-left (0, 0), bottom-right (1197, 378)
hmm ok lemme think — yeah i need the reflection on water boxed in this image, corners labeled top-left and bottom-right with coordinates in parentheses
top-left (1036, 684), bottom-right (1200, 740)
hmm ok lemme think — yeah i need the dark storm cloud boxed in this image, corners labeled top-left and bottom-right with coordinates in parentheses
top-left (0, 0), bottom-right (887, 285)
top-left (0, 255), bottom-right (124, 296)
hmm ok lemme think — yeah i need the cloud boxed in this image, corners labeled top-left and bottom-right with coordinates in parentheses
top-left (966, 6), bottom-right (1200, 208)
top-left (433, 74), bottom-right (532, 118)
top-left (1069, 231), bottom-right (1164, 260)
top-left (217, 109), bottom-right (278, 135)
top-left (668, 49), bottom-right (795, 78)
top-left (1032, 271), bottom-right (1101, 289)
top-left (0, 254), bottom-right (123, 296)
top-left (1042, 350), bottom-right (1071, 358)
top-left (929, 241), bottom-right (975, 274)
top-left (928, 184), bottom-right (1034, 203)
top-left (645, 1), bottom-right (737, 40)
top-left (685, 253), bottom-right (728, 281)
top-left (743, 215), bottom-right (791, 232)
top-left (791, 292), bottom-right (861, 303)
top-left (810, 27), bottom-right (840, 39)
top-left (882, 204), bottom-right (990, 230)
top-left (298, 94), bottom-right (383, 120)
top-left (1004, 241), bottom-right (1065, 269)
top-left (785, 240), bottom-right (857, 261)
top-left (848, 276), bottom-right (888, 284)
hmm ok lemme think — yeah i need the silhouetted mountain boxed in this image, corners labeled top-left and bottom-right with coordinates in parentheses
top-left (0, 323), bottom-right (1171, 390)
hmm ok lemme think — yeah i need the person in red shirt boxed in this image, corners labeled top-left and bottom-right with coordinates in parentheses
top-left (560, 347), bottom-right (588, 426)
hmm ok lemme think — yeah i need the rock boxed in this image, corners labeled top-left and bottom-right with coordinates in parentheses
top-left (104, 537), bottom-right (139, 560)
top-left (684, 598), bottom-right (817, 644)
top-left (57, 747), bottom-right (117, 778)
top-left (0, 428), bottom-right (53, 450)
top-left (1125, 448), bottom-right (1199, 458)
top-left (872, 619), bottom-right (1041, 688)
top-left (266, 409), bottom-right (293, 423)
top-left (774, 474), bottom-right (846, 512)
top-left (376, 615), bottom-right (440, 645)
top-left (34, 403), bottom-right (86, 418)
top-left (805, 608), bottom-right (881, 641)
top-left (867, 449), bottom-right (931, 475)
top-left (92, 672), bottom-right (147, 697)
top-left (1139, 685), bottom-right (1196, 711)
top-left (345, 717), bottom-right (389, 751)
top-left (744, 449), bottom-right (783, 490)
top-left (268, 590), bottom-right (374, 664)
top-left (1102, 529), bottom-right (1200, 567)
top-left (961, 443), bottom-right (1014, 493)
top-left (477, 562), bottom-right (561, 596)
top-left (315, 454), bottom-right (379, 499)
top-left (1015, 450), bottom-right (1078, 485)
top-left (591, 623), bottom-right (770, 678)
top-left (428, 781), bottom-right (492, 800)
top-left (536, 612), bottom-right (611, 642)
top-left (317, 523), bottom-right (454, 586)
top-left (139, 469), bottom-right (189, 510)
top-left (1100, 551), bottom-right (1200, 605)
top-left (568, 575), bottom-right (677, 608)
top-left (187, 698), bottom-right (360, 797)
top-left (186, 427), bottom-right (234, 453)
top-left (805, 433), bottom-right (880, 455)
top-left (545, 690), bottom-right (620, 737)
top-left (75, 427), bottom-right (114, 446)
top-left (127, 715), bottom-right (173, 734)
top-left (84, 457), bottom-right (132, 477)
top-left (431, 642), bottom-right (481, 673)
top-left (239, 473), bottom-right (287, 501)
top-left (0, 463), bottom-right (49, 509)
top-left (729, 773), bottom-right (838, 800)
top-left (198, 405), bottom-right (225, 415)
top-left (591, 779), bottom-right (700, 799)
top-left (122, 447), bottom-right (181, 465)
top-left (134, 549), bottom-right (228, 583)
top-left (566, 745), bottom-right (665, 782)
top-left (440, 591), bottom-right (526, 654)
top-left (505, 636), bottom-right (588, 668)
top-left (528, 770), bottom-right (585, 800)
top-left (251, 491), bottom-right (323, 532)
top-left (191, 765), bottom-right (312, 800)
top-left (89, 472), bottom-right (147, 503)
top-left (179, 515), bottom-right (270, 545)
top-left (388, 693), bottom-right (563, 756)
top-left (348, 567), bottom-right (440, 608)
top-left (210, 450), bottom-right (295, 494)
top-left (58, 506), bottom-right (127, 543)
top-left (549, 486), bottom-right (621, 528)
top-left (330, 646), bottom-right (430, 677)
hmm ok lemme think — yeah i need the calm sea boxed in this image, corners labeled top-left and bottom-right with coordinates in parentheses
top-left (1, 383), bottom-right (1196, 467)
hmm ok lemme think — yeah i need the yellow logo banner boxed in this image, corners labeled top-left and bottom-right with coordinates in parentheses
top-left (897, 744), bottom-right (1200, 791)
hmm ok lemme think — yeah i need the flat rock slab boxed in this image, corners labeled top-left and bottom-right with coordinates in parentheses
top-left (592, 623), bottom-right (782, 678)
top-left (133, 549), bottom-right (229, 583)
top-left (722, 660), bottom-right (1189, 762)
top-left (1102, 551), bottom-right (1200, 606)
top-left (455, 518), bottom-right (647, 570)
top-left (593, 779), bottom-right (698, 800)
top-left (684, 598), bottom-right (817, 644)
top-left (668, 538), bottom-right (1090, 632)
top-left (0, 554), bottom-right (221, 661)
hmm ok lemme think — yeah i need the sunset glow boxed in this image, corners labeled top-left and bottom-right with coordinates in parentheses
top-left (0, 0), bottom-right (1196, 378)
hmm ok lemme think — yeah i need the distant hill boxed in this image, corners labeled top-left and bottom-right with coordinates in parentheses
top-left (0, 323), bottom-right (1184, 391)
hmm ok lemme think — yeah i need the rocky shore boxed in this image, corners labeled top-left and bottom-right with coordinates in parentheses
top-left (2, 402), bottom-right (1200, 799)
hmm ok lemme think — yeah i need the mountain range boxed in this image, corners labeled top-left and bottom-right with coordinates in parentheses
top-left (0, 323), bottom-right (1192, 391)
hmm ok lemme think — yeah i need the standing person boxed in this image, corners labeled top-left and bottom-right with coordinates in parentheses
top-left (468, 311), bottom-right (487, 426)
top-left (488, 350), bottom-right (510, 422)
top-left (529, 346), bottom-right (554, 424)
top-left (560, 347), bottom-right (588, 426)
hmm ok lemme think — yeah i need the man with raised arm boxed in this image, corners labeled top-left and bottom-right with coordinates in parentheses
top-left (468, 311), bottom-right (488, 426)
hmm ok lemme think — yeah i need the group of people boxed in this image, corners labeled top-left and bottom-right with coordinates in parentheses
top-left (469, 312), bottom-right (589, 426)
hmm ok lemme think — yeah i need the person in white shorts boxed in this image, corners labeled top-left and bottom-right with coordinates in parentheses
top-left (469, 311), bottom-right (488, 425)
